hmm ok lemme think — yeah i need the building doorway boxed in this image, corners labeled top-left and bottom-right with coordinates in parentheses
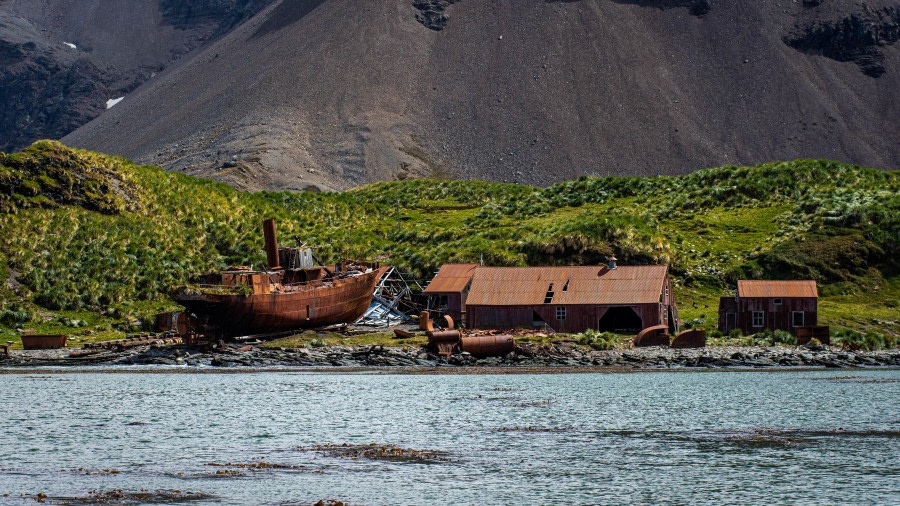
top-left (725, 312), bottom-right (736, 333)
top-left (598, 307), bottom-right (643, 333)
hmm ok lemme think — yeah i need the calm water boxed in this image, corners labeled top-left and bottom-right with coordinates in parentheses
top-left (0, 369), bottom-right (898, 505)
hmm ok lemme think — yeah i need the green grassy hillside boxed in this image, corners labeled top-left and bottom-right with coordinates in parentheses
top-left (1, 141), bottom-right (897, 348)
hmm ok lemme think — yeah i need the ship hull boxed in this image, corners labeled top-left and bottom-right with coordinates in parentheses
top-left (174, 267), bottom-right (386, 337)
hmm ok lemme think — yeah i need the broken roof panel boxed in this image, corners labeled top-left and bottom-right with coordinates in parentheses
top-left (737, 280), bottom-right (818, 298)
top-left (466, 265), bottom-right (668, 306)
top-left (423, 263), bottom-right (479, 293)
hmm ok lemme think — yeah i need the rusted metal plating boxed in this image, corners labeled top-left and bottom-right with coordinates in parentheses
top-left (634, 324), bottom-right (669, 347)
top-left (671, 329), bottom-right (706, 348)
top-left (21, 334), bottom-right (67, 350)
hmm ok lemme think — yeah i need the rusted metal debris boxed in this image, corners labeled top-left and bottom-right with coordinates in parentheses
top-left (393, 328), bottom-right (416, 339)
top-left (425, 328), bottom-right (516, 359)
top-left (84, 333), bottom-right (183, 350)
top-left (671, 329), bottom-right (706, 349)
top-left (634, 325), bottom-right (669, 347)
top-left (21, 334), bottom-right (68, 350)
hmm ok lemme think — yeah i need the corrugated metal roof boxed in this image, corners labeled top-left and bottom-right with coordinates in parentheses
top-left (738, 280), bottom-right (818, 298)
top-left (423, 263), bottom-right (479, 293)
top-left (466, 265), bottom-right (668, 306)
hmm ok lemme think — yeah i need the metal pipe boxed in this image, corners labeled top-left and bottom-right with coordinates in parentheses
top-left (263, 218), bottom-right (282, 270)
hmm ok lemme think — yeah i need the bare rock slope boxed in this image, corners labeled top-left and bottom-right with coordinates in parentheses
top-left (55, 0), bottom-right (900, 190)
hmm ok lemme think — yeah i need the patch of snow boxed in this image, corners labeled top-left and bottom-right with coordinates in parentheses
top-left (106, 97), bottom-right (124, 109)
top-left (63, 42), bottom-right (76, 49)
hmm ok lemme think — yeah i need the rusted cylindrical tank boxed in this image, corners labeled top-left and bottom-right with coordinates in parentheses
top-left (460, 334), bottom-right (515, 358)
top-left (427, 329), bottom-right (460, 357)
top-left (419, 311), bottom-right (434, 331)
top-left (262, 218), bottom-right (282, 270)
top-left (427, 330), bottom-right (460, 344)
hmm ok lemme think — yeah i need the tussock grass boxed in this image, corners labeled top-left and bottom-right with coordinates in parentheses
top-left (0, 142), bottom-right (896, 345)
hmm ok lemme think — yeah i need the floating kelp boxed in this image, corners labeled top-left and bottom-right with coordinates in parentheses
top-left (805, 375), bottom-right (900, 384)
top-left (60, 468), bottom-right (121, 475)
top-left (719, 428), bottom-right (900, 439)
top-left (302, 444), bottom-right (452, 464)
top-left (493, 426), bottom-right (571, 433)
top-left (204, 461), bottom-right (317, 473)
top-left (30, 488), bottom-right (213, 504)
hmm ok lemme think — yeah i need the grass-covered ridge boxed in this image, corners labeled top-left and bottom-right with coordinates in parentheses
top-left (0, 141), bottom-right (897, 345)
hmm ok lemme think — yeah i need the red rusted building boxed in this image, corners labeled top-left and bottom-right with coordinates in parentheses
top-left (422, 263), bottom-right (478, 323)
top-left (718, 280), bottom-right (818, 335)
top-left (461, 264), bottom-right (679, 334)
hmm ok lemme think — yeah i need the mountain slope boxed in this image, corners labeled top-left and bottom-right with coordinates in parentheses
top-left (58, 0), bottom-right (900, 191)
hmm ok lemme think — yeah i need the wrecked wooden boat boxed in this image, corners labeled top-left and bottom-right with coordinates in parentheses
top-left (172, 219), bottom-right (388, 337)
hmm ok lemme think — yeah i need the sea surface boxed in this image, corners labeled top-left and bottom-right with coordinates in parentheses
top-left (0, 368), bottom-right (898, 505)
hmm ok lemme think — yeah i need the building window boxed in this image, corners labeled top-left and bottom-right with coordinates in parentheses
top-left (665, 284), bottom-right (669, 302)
top-left (774, 299), bottom-right (782, 305)
top-left (752, 311), bottom-right (765, 327)
top-left (556, 306), bottom-right (566, 320)
top-left (792, 311), bottom-right (804, 327)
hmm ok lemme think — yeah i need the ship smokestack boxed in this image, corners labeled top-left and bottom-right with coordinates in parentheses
top-left (263, 218), bottom-right (282, 270)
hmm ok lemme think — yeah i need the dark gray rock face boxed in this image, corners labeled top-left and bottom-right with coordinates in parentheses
top-left (785, 6), bottom-right (900, 77)
top-left (0, 37), bottom-right (107, 152)
top-left (413, 0), bottom-right (461, 31)
top-left (0, 0), bottom-right (274, 153)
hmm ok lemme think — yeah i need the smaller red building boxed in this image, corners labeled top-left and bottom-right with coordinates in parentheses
top-left (718, 280), bottom-right (818, 335)
top-left (422, 263), bottom-right (479, 324)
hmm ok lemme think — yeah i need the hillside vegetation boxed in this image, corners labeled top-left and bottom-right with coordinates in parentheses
top-left (0, 141), bottom-right (897, 347)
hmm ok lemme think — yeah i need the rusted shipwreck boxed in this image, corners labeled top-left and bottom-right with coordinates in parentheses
top-left (172, 219), bottom-right (388, 337)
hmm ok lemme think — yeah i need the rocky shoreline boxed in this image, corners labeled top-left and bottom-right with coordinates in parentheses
top-left (2, 343), bottom-right (899, 370)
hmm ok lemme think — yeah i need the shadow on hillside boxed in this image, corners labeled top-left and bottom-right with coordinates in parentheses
top-left (251, 0), bottom-right (328, 39)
